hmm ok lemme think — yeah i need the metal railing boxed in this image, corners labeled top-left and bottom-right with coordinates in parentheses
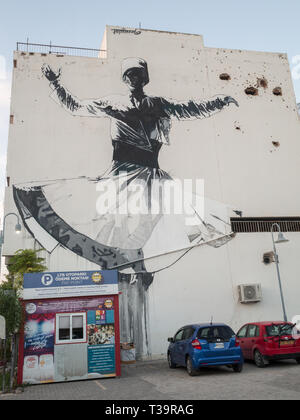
top-left (16, 42), bottom-right (106, 58)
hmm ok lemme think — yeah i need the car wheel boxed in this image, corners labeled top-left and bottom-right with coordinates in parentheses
top-left (167, 352), bottom-right (176, 369)
top-left (254, 350), bottom-right (268, 368)
top-left (186, 356), bottom-right (198, 376)
top-left (295, 358), bottom-right (300, 364)
top-left (232, 363), bottom-right (243, 373)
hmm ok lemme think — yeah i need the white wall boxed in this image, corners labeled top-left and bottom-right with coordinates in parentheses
top-left (4, 26), bottom-right (300, 357)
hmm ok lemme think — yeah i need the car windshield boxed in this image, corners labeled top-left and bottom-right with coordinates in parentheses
top-left (197, 326), bottom-right (235, 342)
top-left (265, 324), bottom-right (293, 337)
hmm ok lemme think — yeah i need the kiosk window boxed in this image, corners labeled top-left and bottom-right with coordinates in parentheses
top-left (56, 313), bottom-right (86, 344)
top-left (72, 316), bottom-right (84, 339)
top-left (59, 316), bottom-right (71, 340)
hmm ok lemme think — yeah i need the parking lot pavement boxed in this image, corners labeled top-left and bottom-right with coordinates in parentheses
top-left (1, 358), bottom-right (300, 400)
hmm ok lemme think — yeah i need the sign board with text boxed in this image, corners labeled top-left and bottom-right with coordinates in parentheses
top-left (0, 315), bottom-right (5, 340)
top-left (22, 270), bottom-right (118, 300)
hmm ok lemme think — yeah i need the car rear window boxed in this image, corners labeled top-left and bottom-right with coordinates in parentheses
top-left (197, 326), bottom-right (235, 342)
top-left (265, 324), bottom-right (293, 337)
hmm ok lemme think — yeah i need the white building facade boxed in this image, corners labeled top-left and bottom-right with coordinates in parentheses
top-left (3, 26), bottom-right (300, 358)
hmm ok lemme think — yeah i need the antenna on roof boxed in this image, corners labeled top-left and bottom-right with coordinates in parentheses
top-left (210, 316), bottom-right (213, 325)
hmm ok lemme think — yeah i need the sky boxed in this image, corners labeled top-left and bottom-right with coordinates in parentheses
top-left (0, 0), bottom-right (300, 236)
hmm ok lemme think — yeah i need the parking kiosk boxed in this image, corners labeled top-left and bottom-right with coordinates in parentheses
top-left (17, 270), bottom-right (121, 385)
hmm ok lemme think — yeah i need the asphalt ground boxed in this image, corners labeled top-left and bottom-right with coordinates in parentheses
top-left (1, 357), bottom-right (300, 401)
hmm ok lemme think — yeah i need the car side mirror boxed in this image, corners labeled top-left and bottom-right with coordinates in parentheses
top-left (168, 337), bottom-right (174, 343)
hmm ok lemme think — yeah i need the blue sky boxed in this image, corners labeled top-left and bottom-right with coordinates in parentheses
top-left (1, 0), bottom-right (300, 80)
top-left (1, 0), bottom-right (300, 101)
top-left (0, 0), bottom-right (300, 211)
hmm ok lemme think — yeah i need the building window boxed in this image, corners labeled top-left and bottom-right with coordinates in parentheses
top-left (231, 217), bottom-right (300, 233)
top-left (55, 313), bottom-right (87, 344)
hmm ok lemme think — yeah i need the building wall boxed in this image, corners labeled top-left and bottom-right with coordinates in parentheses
top-left (4, 26), bottom-right (300, 358)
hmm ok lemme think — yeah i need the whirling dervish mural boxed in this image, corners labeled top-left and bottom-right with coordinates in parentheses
top-left (13, 57), bottom-right (239, 357)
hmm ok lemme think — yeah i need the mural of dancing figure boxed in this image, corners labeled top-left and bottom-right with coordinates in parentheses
top-left (13, 58), bottom-right (239, 357)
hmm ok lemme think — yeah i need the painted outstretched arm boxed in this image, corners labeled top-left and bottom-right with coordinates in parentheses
top-left (42, 65), bottom-right (107, 117)
top-left (160, 95), bottom-right (239, 120)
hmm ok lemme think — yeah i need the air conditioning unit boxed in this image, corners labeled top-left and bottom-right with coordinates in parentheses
top-left (238, 284), bottom-right (262, 304)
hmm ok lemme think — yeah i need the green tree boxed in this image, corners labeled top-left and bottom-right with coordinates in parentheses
top-left (6, 249), bottom-right (47, 290)
top-left (0, 249), bottom-right (47, 390)
top-left (0, 286), bottom-right (23, 337)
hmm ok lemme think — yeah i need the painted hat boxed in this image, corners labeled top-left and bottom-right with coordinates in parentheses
top-left (121, 58), bottom-right (149, 85)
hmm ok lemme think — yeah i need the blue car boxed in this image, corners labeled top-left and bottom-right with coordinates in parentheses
top-left (167, 323), bottom-right (244, 376)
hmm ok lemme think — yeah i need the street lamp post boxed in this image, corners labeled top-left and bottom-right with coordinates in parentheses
top-left (271, 223), bottom-right (289, 322)
top-left (0, 213), bottom-right (22, 279)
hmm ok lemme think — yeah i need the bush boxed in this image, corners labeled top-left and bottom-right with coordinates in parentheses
top-left (0, 287), bottom-right (23, 338)
top-left (0, 369), bottom-right (10, 392)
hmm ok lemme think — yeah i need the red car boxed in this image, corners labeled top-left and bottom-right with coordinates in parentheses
top-left (236, 321), bottom-right (300, 368)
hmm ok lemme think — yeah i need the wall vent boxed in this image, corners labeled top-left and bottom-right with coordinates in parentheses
top-left (231, 217), bottom-right (300, 233)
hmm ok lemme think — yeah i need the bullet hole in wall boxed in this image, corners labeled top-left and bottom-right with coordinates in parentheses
top-left (245, 87), bottom-right (258, 96)
top-left (273, 87), bottom-right (282, 96)
top-left (219, 73), bottom-right (231, 81)
top-left (234, 121), bottom-right (242, 131)
top-left (257, 78), bottom-right (268, 89)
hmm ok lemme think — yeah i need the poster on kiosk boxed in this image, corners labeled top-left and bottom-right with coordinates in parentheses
top-left (18, 270), bottom-right (121, 385)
